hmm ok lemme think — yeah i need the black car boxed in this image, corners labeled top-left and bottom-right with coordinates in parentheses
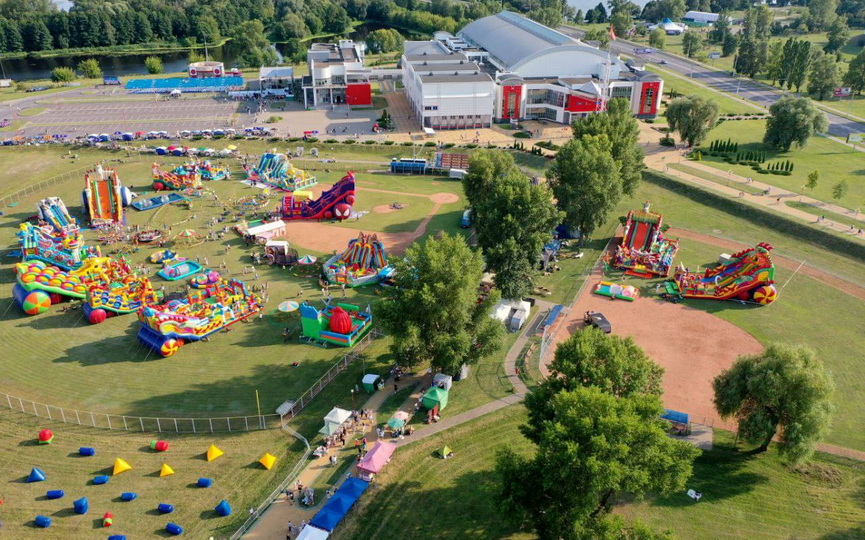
top-left (583, 311), bottom-right (612, 334)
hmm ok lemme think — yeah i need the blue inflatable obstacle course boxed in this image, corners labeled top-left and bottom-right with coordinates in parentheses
top-left (79, 447), bottom-right (96, 456)
top-left (158, 503), bottom-right (174, 514)
top-left (197, 477), bottom-right (212, 488)
top-left (46, 490), bottom-right (65, 500)
top-left (93, 475), bottom-right (110, 485)
top-left (27, 468), bottom-right (46, 483)
top-left (165, 522), bottom-right (184, 535)
top-left (215, 499), bottom-right (232, 517)
top-left (34, 515), bottom-right (52, 528)
top-left (108, 536), bottom-right (128, 540)
top-left (120, 492), bottom-right (138, 502)
top-left (73, 497), bottom-right (89, 514)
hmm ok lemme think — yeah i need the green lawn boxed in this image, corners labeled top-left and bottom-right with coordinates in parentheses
top-left (786, 200), bottom-right (863, 230)
top-left (620, 431), bottom-right (865, 539)
top-left (0, 407), bottom-right (306, 539)
top-left (669, 162), bottom-right (766, 195)
top-left (698, 119), bottom-right (865, 210)
top-left (333, 405), bottom-right (534, 540)
top-left (18, 107), bottom-right (46, 117)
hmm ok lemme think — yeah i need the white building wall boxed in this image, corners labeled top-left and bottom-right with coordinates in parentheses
top-left (514, 50), bottom-right (621, 79)
top-left (419, 80), bottom-right (495, 128)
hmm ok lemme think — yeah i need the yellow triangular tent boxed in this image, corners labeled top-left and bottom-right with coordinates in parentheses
top-left (159, 463), bottom-right (175, 477)
top-left (113, 458), bottom-right (132, 476)
top-left (206, 444), bottom-right (224, 462)
top-left (259, 452), bottom-right (277, 470)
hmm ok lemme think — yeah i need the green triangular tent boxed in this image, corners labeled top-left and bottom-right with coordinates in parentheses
top-left (421, 387), bottom-right (449, 411)
top-left (319, 422), bottom-right (341, 436)
top-left (439, 445), bottom-right (453, 458)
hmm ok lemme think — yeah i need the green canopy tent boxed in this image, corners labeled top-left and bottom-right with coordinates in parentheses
top-left (318, 421), bottom-right (341, 436)
top-left (386, 417), bottom-right (405, 430)
top-left (421, 387), bottom-right (449, 411)
top-left (438, 445), bottom-right (453, 459)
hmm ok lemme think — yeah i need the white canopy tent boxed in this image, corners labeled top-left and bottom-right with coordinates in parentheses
top-left (296, 525), bottom-right (330, 540)
top-left (324, 407), bottom-right (351, 425)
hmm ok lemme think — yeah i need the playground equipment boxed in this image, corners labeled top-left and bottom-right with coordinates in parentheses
top-left (614, 203), bottom-right (679, 278)
top-left (79, 447), bottom-right (95, 456)
top-left (206, 444), bottom-right (224, 462)
top-left (259, 452), bottom-right (277, 470)
top-left (36, 197), bottom-right (79, 236)
top-left (81, 164), bottom-right (131, 227)
top-left (215, 500), bottom-right (232, 517)
top-left (593, 281), bottom-right (640, 301)
top-left (93, 475), bottom-right (109, 484)
top-left (280, 172), bottom-right (356, 221)
top-left (299, 302), bottom-right (373, 347)
top-left (85, 273), bottom-right (161, 324)
top-left (27, 468), bottom-right (46, 483)
top-left (190, 270), bottom-right (221, 288)
top-left (134, 229), bottom-right (163, 244)
top-left (197, 477), bottom-right (213, 488)
top-left (46, 490), bottom-right (65, 499)
top-left (157, 259), bottom-right (204, 281)
top-left (131, 192), bottom-right (185, 211)
top-left (113, 458), bottom-right (132, 476)
top-left (38, 428), bottom-right (54, 444)
top-left (102, 512), bottom-right (114, 527)
top-left (151, 440), bottom-right (169, 452)
top-left (137, 278), bottom-right (262, 357)
top-left (248, 152), bottom-right (317, 192)
top-left (17, 222), bottom-right (101, 271)
top-left (159, 463), bottom-right (175, 477)
top-left (73, 497), bottom-right (89, 514)
top-left (35, 516), bottom-right (52, 528)
top-left (120, 492), bottom-right (137, 501)
top-left (323, 232), bottom-right (392, 287)
top-left (668, 243), bottom-right (777, 304)
top-left (152, 160), bottom-right (231, 191)
top-left (264, 240), bottom-right (299, 266)
top-left (150, 249), bottom-right (179, 264)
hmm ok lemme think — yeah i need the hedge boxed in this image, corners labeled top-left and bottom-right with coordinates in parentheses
top-left (643, 170), bottom-right (865, 263)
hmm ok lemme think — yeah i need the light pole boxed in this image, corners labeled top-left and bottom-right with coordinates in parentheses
top-left (350, 389), bottom-right (355, 411)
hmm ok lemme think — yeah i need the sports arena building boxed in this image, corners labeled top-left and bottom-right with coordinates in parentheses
top-left (402, 11), bottom-right (662, 128)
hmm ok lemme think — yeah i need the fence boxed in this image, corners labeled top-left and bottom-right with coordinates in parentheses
top-left (0, 330), bottom-right (384, 434)
top-left (229, 420), bottom-right (311, 540)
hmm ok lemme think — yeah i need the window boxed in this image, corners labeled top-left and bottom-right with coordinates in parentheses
top-left (611, 86), bottom-right (632, 100)
top-left (642, 88), bottom-right (655, 114)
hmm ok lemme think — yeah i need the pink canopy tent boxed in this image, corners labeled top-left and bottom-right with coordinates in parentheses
top-left (357, 441), bottom-right (396, 481)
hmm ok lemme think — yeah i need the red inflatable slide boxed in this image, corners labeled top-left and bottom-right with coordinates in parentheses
top-left (281, 172), bottom-right (356, 221)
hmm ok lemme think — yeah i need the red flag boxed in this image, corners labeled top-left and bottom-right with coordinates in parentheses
top-left (609, 26), bottom-right (617, 41)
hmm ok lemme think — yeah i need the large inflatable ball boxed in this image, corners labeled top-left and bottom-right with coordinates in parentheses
top-left (14, 285), bottom-right (51, 315)
top-left (752, 285), bottom-right (778, 305)
top-left (334, 203), bottom-right (352, 220)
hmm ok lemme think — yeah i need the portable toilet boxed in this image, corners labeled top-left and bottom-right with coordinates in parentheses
top-left (432, 373), bottom-right (453, 391)
top-left (362, 373), bottom-right (381, 394)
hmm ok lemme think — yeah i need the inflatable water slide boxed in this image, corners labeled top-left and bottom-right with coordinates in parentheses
top-left (614, 203), bottom-right (679, 278)
top-left (82, 165), bottom-right (130, 227)
top-left (248, 153), bottom-right (317, 192)
top-left (37, 197), bottom-right (79, 235)
top-left (281, 172), bottom-right (356, 221)
top-left (671, 242), bottom-right (777, 305)
top-left (324, 232), bottom-right (391, 287)
top-left (17, 222), bottom-right (100, 271)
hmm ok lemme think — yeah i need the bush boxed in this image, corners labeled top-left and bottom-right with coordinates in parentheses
top-left (465, 143), bottom-right (478, 148)
top-left (402, 142), bottom-right (414, 146)
top-left (50, 67), bottom-right (76, 83)
top-left (269, 137), bottom-right (281, 142)
top-left (76, 58), bottom-right (102, 79)
top-left (144, 56), bottom-right (163, 75)
top-left (383, 140), bottom-right (395, 145)
top-left (343, 139), bottom-right (357, 144)
top-left (324, 139), bottom-right (339, 144)
top-left (287, 137), bottom-right (301, 142)
top-left (364, 140), bottom-right (376, 145)
top-left (265, 116), bottom-right (283, 123)
top-left (443, 143), bottom-right (455, 148)
top-left (305, 137), bottom-right (318, 143)
top-left (424, 141), bottom-right (436, 147)
top-left (514, 132), bottom-right (530, 138)
top-left (659, 135), bottom-right (675, 146)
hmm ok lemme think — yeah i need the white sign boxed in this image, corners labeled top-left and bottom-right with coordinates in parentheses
top-left (835, 87), bottom-right (852, 97)
top-left (708, 52), bottom-right (721, 59)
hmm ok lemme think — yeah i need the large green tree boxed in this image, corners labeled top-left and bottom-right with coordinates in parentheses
top-left (571, 97), bottom-right (643, 195)
top-left (808, 0), bottom-right (839, 30)
top-left (376, 233), bottom-right (503, 375)
top-left (496, 330), bottom-right (699, 539)
top-left (843, 48), bottom-right (865, 94)
top-left (825, 16), bottom-right (850, 53)
top-left (682, 30), bottom-right (702, 58)
top-left (231, 20), bottom-right (278, 68)
top-left (808, 50), bottom-right (842, 101)
top-left (713, 343), bottom-right (834, 463)
top-left (648, 27), bottom-right (665, 50)
top-left (665, 95), bottom-right (719, 147)
top-left (462, 150), bottom-right (518, 210)
top-left (470, 152), bottom-right (563, 299)
top-left (548, 134), bottom-right (620, 242)
top-left (763, 96), bottom-right (828, 150)
top-left (788, 39), bottom-right (812, 92)
top-left (76, 58), bottom-right (101, 79)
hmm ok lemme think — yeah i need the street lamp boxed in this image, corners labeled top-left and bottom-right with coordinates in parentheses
top-left (350, 389), bottom-right (355, 411)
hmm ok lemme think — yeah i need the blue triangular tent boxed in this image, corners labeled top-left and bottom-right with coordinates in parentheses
top-left (309, 506), bottom-right (342, 532)
top-left (215, 499), bottom-right (232, 516)
top-left (27, 468), bottom-right (46, 483)
top-left (335, 477), bottom-right (369, 501)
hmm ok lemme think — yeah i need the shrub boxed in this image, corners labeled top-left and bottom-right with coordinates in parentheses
top-left (465, 143), bottom-right (479, 148)
top-left (514, 132), bottom-right (530, 138)
top-left (424, 141), bottom-right (436, 147)
top-left (659, 135), bottom-right (675, 146)
top-left (265, 116), bottom-right (283, 123)
top-left (444, 143), bottom-right (455, 148)
top-left (144, 56), bottom-right (163, 75)
top-left (343, 139), bottom-right (357, 144)
top-left (287, 137), bottom-right (301, 142)
top-left (383, 140), bottom-right (395, 145)
top-left (305, 137), bottom-right (319, 143)
top-left (50, 67), bottom-right (76, 83)
top-left (76, 58), bottom-right (102, 79)
top-left (364, 140), bottom-right (376, 145)
top-left (402, 141), bottom-right (414, 146)
top-left (324, 139), bottom-right (339, 144)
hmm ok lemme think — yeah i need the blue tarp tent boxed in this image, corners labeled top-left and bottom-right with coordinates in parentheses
top-left (661, 409), bottom-right (689, 425)
top-left (309, 507), bottom-right (342, 532)
top-left (323, 493), bottom-right (354, 515)
top-left (335, 478), bottom-right (369, 501)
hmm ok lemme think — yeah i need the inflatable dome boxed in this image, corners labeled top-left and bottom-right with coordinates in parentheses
top-left (328, 307), bottom-right (352, 334)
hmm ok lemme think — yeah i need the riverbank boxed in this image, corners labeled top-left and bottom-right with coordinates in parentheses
top-left (0, 38), bottom-right (232, 61)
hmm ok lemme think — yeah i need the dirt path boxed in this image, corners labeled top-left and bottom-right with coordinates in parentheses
top-left (671, 228), bottom-right (865, 300)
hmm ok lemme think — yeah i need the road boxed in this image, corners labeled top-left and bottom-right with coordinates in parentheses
top-left (557, 26), bottom-right (865, 139)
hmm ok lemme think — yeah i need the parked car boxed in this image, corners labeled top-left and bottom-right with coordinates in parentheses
top-left (583, 311), bottom-right (612, 334)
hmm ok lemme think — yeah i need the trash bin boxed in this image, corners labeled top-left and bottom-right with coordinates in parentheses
top-left (362, 373), bottom-right (381, 394)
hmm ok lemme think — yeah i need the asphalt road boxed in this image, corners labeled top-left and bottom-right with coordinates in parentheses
top-left (557, 26), bottom-right (865, 139)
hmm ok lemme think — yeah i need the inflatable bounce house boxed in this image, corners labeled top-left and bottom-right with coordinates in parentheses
top-left (280, 172), bottom-right (355, 221)
top-left (37, 197), bottom-right (79, 237)
top-left (247, 153), bottom-right (317, 192)
top-left (594, 281), bottom-right (639, 301)
top-left (299, 302), bottom-right (372, 347)
top-left (324, 232), bottom-right (392, 287)
top-left (152, 160), bottom-right (230, 191)
top-left (137, 278), bottom-right (262, 357)
top-left (17, 222), bottom-right (100, 271)
top-left (614, 203), bottom-right (678, 278)
top-left (14, 257), bottom-right (159, 321)
top-left (669, 242), bottom-right (777, 305)
top-left (82, 164), bottom-right (132, 228)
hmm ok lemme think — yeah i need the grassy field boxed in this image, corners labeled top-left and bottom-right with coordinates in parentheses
top-left (669, 162), bottom-right (766, 195)
top-left (333, 405), bottom-right (534, 540)
top-left (786, 200), bottom-right (863, 230)
top-left (621, 431), bottom-right (865, 539)
top-left (697, 119), bottom-right (865, 210)
top-left (0, 407), bottom-right (307, 539)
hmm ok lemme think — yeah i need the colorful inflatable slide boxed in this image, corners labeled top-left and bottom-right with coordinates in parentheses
top-left (324, 232), bottom-right (391, 287)
top-left (248, 153), bottom-right (317, 192)
top-left (152, 160), bottom-right (230, 191)
top-left (18, 222), bottom-right (101, 271)
top-left (614, 203), bottom-right (678, 278)
top-left (300, 302), bottom-right (372, 347)
top-left (280, 172), bottom-right (355, 221)
top-left (137, 279), bottom-right (262, 357)
top-left (36, 197), bottom-right (79, 236)
top-left (670, 242), bottom-right (777, 304)
top-left (81, 164), bottom-right (130, 227)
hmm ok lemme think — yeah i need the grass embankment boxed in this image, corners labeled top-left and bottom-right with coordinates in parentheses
top-left (0, 38), bottom-right (231, 61)
top-left (668, 162), bottom-right (766, 195)
top-left (648, 66), bottom-right (757, 116)
top-left (0, 407), bottom-right (306, 539)
top-left (786, 200), bottom-right (863, 230)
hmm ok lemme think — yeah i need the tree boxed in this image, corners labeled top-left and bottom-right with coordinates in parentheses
top-left (808, 50), bottom-right (842, 101)
top-left (275, 13), bottom-right (308, 41)
top-left (657, 0), bottom-right (686, 20)
top-left (808, 0), bottom-right (838, 30)
top-left (144, 56), bottom-right (163, 74)
top-left (788, 40), bottom-right (812, 92)
top-left (610, 10), bottom-right (632, 38)
top-left (665, 95), bottom-right (719, 147)
top-left (22, 20), bottom-right (52, 51)
top-left (571, 98), bottom-right (644, 195)
top-left (649, 28), bottom-right (666, 50)
top-left (188, 49), bottom-right (204, 64)
top-left (832, 179), bottom-right (849, 200)
top-left (462, 150), bottom-right (517, 210)
top-left (76, 58), bottom-right (101, 79)
top-left (231, 20), bottom-right (278, 68)
top-left (548, 134), bottom-right (621, 242)
top-left (473, 164), bottom-right (563, 299)
top-left (735, 6), bottom-right (771, 77)
top-left (194, 14), bottom-right (221, 44)
top-left (50, 66), bottom-right (75, 83)
top-left (682, 30), bottom-right (702, 58)
top-left (721, 31), bottom-right (737, 57)
top-left (825, 16), bottom-right (850, 53)
top-left (709, 12), bottom-right (730, 43)
top-left (586, 2), bottom-right (608, 23)
top-left (574, 8), bottom-right (584, 22)
top-left (496, 331), bottom-right (699, 539)
top-left (366, 28), bottom-right (403, 54)
top-left (765, 40), bottom-right (784, 85)
top-left (376, 233), bottom-right (503, 375)
top-left (804, 170), bottom-right (819, 193)
top-left (763, 96), bottom-right (828, 150)
top-left (713, 343), bottom-right (834, 463)
top-left (844, 48), bottom-right (865, 94)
